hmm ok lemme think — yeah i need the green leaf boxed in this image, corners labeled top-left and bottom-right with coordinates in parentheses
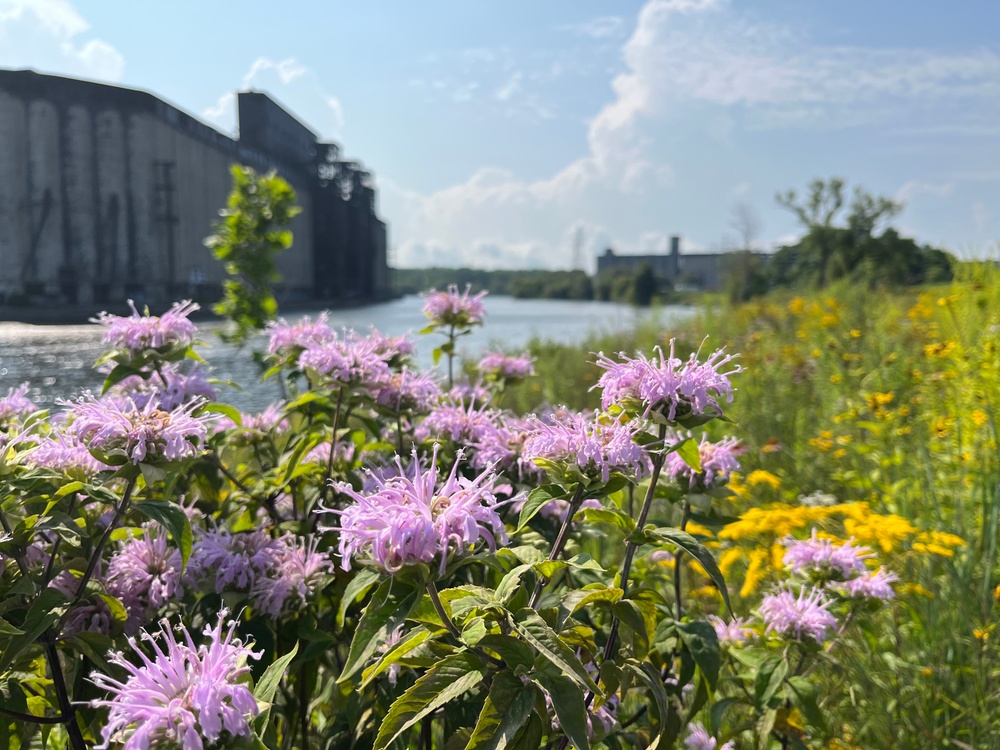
top-left (198, 402), bottom-right (243, 426)
top-left (339, 578), bottom-right (419, 683)
top-left (133, 499), bottom-right (193, 570)
top-left (101, 363), bottom-right (141, 394)
top-left (374, 652), bottom-right (487, 750)
top-left (622, 659), bottom-right (672, 747)
top-left (754, 655), bottom-right (789, 708)
top-left (612, 600), bottom-right (652, 655)
top-left (515, 484), bottom-right (567, 533)
top-left (476, 634), bottom-right (536, 672)
top-left (512, 609), bottom-right (600, 695)
top-left (361, 628), bottom-right (433, 688)
top-left (787, 676), bottom-right (826, 730)
top-left (433, 347), bottom-right (444, 366)
top-left (252, 641), bottom-right (299, 733)
top-left (557, 586), bottom-right (623, 628)
top-left (464, 671), bottom-right (535, 750)
top-left (337, 567), bottom-right (382, 627)
top-left (495, 564), bottom-right (532, 604)
top-left (532, 673), bottom-right (590, 750)
top-left (677, 621), bottom-right (721, 690)
top-left (579, 507), bottom-right (636, 534)
top-left (649, 527), bottom-right (733, 617)
top-left (673, 437), bottom-right (702, 473)
top-left (0, 617), bottom-right (23, 636)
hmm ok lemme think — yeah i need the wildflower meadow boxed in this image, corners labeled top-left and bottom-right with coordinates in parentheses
top-left (6, 267), bottom-right (985, 749)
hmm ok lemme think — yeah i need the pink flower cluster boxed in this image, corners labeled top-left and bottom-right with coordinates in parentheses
top-left (664, 433), bottom-right (742, 489)
top-left (69, 394), bottom-right (212, 464)
top-left (93, 300), bottom-right (199, 355)
top-left (477, 352), bottom-right (535, 381)
top-left (759, 586), bottom-right (839, 643)
top-left (421, 284), bottom-right (487, 327)
top-left (0, 383), bottom-right (35, 421)
top-left (595, 340), bottom-right (741, 422)
top-left (90, 611), bottom-right (260, 750)
top-left (522, 411), bottom-right (648, 483)
top-left (330, 448), bottom-right (505, 575)
top-left (783, 530), bottom-right (874, 579)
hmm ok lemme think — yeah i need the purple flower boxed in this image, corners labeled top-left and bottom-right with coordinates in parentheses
top-left (0, 384), bottom-right (35, 421)
top-left (250, 535), bottom-right (333, 617)
top-left (468, 414), bottom-right (540, 480)
top-left (266, 312), bottom-right (334, 357)
top-left (839, 567), bottom-right (898, 600)
top-left (477, 352), bottom-right (535, 382)
top-left (110, 363), bottom-right (217, 411)
top-left (50, 570), bottom-right (113, 636)
top-left (369, 329), bottom-right (417, 366)
top-left (595, 340), bottom-right (741, 422)
top-left (422, 284), bottom-right (487, 328)
top-left (783, 531), bottom-right (874, 579)
top-left (214, 403), bottom-right (290, 440)
top-left (93, 300), bottom-right (199, 355)
top-left (418, 400), bottom-right (501, 444)
top-left (685, 722), bottom-right (735, 750)
top-left (446, 381), bottom-right (493, 408)
top-left (68, 394), bottom-right (211, 464)
top-left (375, 368), bottom-right (441, 413)
top-left (188, 527), bottom-right (281, 593)
top-left (328, 446), bottom-right (506, 575)
top-left (298, 330), bottom-right (391, 388)
top-left (664, 433), bottom-right (742, 489)
top-left (707, 615), bottom-right (754, 645)
top-left (90, 610), bottom-right (261, 750)
top-left (522, 411), bottom-right (647, 483)
top-left (106, 527), bottom-right (183, 632)
top-left (27, 430), bottom-right (111, 477)
top-left (304, 439), bottom-right (356, 468)
top-left (760, 586), bottom-right (838, 643)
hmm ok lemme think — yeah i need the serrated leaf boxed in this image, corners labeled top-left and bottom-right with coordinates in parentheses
top-left (374, 652), bottom-right (487, 750)
top-left (515, 484), bottom-right (567, 533)
top-left (677, 620), bottom-right (721, 690)
top-left (557, 587), bottom-right (623, 627)
top-left (133, 499), bottom-right (193, 570)
top-left (464, 671), bottom-right (535, 750)
top-left (252, 641), bottom-right (299, 733)
top-left (476, 634), bottom-right (536, 672)
top-left (513, 609), bottom-right (600, 695)
top-left (339, 578), bottom-right (419, 683)
top-left (649, 527), bottom-right (733, 616)
top-left (362, 628), bottom-right (433, 688)
top-left (532, 673), bottom-right (590, 750)
top-left (495, 564), bottom-right (532, 604)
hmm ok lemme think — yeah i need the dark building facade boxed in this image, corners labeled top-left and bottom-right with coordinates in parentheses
top-left (597, 235), bottom-right (728, 291)
top-left (0, 69), bottom-right (388, 307)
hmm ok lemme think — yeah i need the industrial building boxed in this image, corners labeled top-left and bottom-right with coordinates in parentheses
top-left (0, 68), bottom-right (389, 308)
top-left (597, 235), bottom-right (729, 290)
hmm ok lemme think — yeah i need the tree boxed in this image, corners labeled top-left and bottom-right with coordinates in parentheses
top-left (631, 262), bottom-right (657, 306)
top-left (772, 177), bottom-right (949, 289)
top-left (206, 166), bottom-right (301, 345)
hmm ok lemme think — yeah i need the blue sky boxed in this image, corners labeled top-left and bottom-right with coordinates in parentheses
top-left (1, 0), bottom-right (998, 270)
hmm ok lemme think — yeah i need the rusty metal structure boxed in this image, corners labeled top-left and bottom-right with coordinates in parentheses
top-left (0, 69), bottom-right (389, 307)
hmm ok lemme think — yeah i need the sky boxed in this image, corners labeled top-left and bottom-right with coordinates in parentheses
top-left (1, 0), bottom-right (998, 271)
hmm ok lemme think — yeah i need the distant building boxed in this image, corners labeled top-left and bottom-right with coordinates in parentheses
top-left (0, 68), bottom-right (389, 307)
top-left (596, 235), bottom-right (728, 291)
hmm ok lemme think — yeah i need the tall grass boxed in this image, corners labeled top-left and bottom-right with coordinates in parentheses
top-left (497, 267), bottom-right (1000, 747)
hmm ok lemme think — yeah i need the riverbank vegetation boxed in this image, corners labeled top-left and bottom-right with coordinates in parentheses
top-left (493, 264), bottom-right (1000, 745)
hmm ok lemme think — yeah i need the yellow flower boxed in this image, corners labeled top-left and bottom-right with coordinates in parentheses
top-left (740, 548), bottom-right (769, 598)
top-left (920, 667), bottom-right (934, 676)
top-left (833, 448), bottom-right (847, 458)
top-left (899, 583), bottom-right (934, 598)
top-left (972, 409), bottom-right (989, 426)
top-left (993, 584), bottom-right (1000, 600)
top-left (747, 470), bottom-right (781, 490)
top-left (973, 627), bottom-right (990, 642)
top-left (789, 297), bottom-right (806, 315)
top-left (933, 416), bottom-right (954, 438)
top-left (685, 521), bottom-right (714, 539)
top-left (913, 531), bottom-right (965, 557)
top-left (849, 329), bottom-right (862, 338)
top-left (719, 548), bottom-right (742, 576)
top-left (821, 313), bottom-right (839, 328)
top-left (830, 373), bottom-right (843, 384)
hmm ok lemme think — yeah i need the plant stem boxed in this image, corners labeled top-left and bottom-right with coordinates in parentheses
top-left (529, 484), bottom-right (586, 609)
top-left (67, 475), bottom-right (136, 614)
top-left (427, 580), bottom-right (464, 642)
top-left (0, 507), bottom-right (84, 747)
top-left (674, 501), bottom-right (691, 620)
top-left (42, 494), bottom-right (79, 587)
top-left (322, 386), bottom-right (346, 506)
top-left (447, 324), bottom-right (456, 388)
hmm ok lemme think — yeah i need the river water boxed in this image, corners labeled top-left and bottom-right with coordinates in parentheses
top-left (0, 296), bottom-right (693, 412)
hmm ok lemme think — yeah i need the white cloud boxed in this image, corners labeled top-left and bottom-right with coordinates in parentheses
top-left (242, 57), bottom-right (307, 88)
top-left (895, 179), bottom-right (955, 204)
top-left (0, 0), bottom-right (125, 81)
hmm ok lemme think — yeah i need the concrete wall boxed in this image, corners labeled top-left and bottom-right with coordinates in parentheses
top-left (0, 70), bottom-right (389, 308)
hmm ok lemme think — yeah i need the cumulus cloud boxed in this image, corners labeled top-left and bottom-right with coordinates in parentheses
top-left (0, 0), bottom-right (125, 81)
top-left (387, 0), bottom-right (1000, 270)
